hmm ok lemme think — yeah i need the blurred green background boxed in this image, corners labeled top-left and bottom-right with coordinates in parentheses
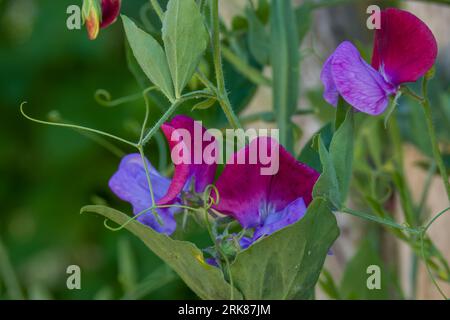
top-left (0, 0), bottom-right (205, 299)
top-left (1, 0), bottom-right (449, 300)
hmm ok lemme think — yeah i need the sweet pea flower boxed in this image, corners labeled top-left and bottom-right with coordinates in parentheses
top-left (109, 116), bottom-right (216, 235)
top-left (158, 115), bottom-right (217, 205)
top-left (321, 8), bottom-right (437, 115)
top-left (83, 0), bottom-right (121, 40)
top-left (109, 154), bottom-right (178, 234)
top-left (213, 137), bottom-right (319, 248)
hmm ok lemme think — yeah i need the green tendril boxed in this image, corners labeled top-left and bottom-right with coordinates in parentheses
top-left (420, 207), bottom-right (450, 300)
top-left (203, 184), bottom-right (220, 210)
top-left (20, 102), bottom-right (137, 148)
top-left (95, 87), bottom-right (158, 108)
top-left (95, 89), bottom-right (141, 107)
top-left (201, 185), bottom-right (234, 300)
top-left (103, 204), bottom-right (200, 232)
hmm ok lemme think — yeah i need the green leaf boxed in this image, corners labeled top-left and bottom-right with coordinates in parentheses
top-left (121, 266), bottom-right (177, 300)
top-left (270, 0), bottom-right (300, 153)
top-left (122, 15), bottom-right (175, 102)
top-left (162, 0), bottom-right (208, 98)
top-left (298, 123), bottom-right (333, 172)
top-left (330, 110), bottom-right (354, 204)
top-left (295, 4), bottom-right (312, 44)
top-left (334, 97), bottom-right (350, 131)
top-left (319, 269), bottom-right (341, 299)
top-left (313, 110), bottom-right (354, 208)
top-left (246, 8), bottom-right (270, 65)
top-left (230, 198), bottom-right (339, 299)
top-left (192, 98), bottom-right (217, 111)
top-left (118, 237), bottom-right (138, 294)
top-left (81, 205), bottom-right (242, 300)
top-left (125, 39), bottom-right (151, 89)
top-left (313, 137), bottom-right (341, 207)
top-left (340, 238), bottom-right (390, 299)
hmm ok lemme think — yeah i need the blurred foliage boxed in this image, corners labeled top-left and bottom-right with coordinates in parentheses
top-left (0, 0), bottom-right (200, 300)
top-left (0, 0), bottom-right (449, 300)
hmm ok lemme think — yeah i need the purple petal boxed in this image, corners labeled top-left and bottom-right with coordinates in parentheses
top-left (205, 258), bottom-right (219, 267)
top-left (321, 54), bottom-right (339, 107)
top-left (330, 41), bottom-right (396, 115)
top-left (253, 197), bottom-right (307, 241)
top-left (372, 8), bottom-right (437, 85)
top-left (239, 237), bottom-right (253, 250)
top-left (158, 116), bottom-right (217, 205)
top-left (109, 154), bottom-right (177, 235)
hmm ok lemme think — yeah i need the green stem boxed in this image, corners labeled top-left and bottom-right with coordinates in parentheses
top-left (149, 0), bottom-right (164, 20)
top-left (420, 207), bottom-right (450, 300)
top-left (203, 207), bottom-right (235, 300)
top-left (140, 91), bottom-right (213, 146)
top-left (0, 235), bottom-right (24, 299)
top-left (211, 0), bottom-right (242, 130)
top-left (421, 78), bottom-right (450, 201)
top-left (221, 46), bottom-right (272, 87)
top-left (389, 115), bottom-right (417, 226)
top-left (417, 161), bottom-right (437, 218)
top-left (138, 146), bottom-right (161, 223)
top-left (341, 207), bottom-right (420, 235)
top-left (20, 102), bottom-right (137, 148)
top-left (240, 109), bottom-right (314, 124)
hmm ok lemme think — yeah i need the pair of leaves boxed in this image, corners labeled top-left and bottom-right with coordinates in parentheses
top-left (123, 0), bottom-right (208, 102)
top-left (82, 197), bottom-right (339, 300)
top-left (313, 107), bottom-right (355, 209)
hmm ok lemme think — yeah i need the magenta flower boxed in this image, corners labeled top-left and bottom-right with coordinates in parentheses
top-left (321, 8), bottom-right (437, 115)
top-left (158, 115), bottom-right (217, 205)
top-left (213, 137), bottom-right (319, 248)
top-left (109, 116), bottom-right (216, 234)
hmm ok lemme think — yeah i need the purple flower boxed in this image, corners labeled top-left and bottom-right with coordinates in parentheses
top-left (109, 154), bottom-right (177, 234)
top-left (321, 8), bottom-right (437, 115)
top-left (213, 137), bottom-right (320, 248)
top-left (108, 116), bottom-right (217, 234)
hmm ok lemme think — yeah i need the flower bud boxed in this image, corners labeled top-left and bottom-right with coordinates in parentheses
top-left (82, 0), bottom-right (121, 40)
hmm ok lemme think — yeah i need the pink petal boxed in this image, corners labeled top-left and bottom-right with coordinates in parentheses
top-left (371, 8), bottom-right (437, 85)
top-left (267, 140), bottom-right (319, 210)
top-left (213, 138), bottom-right (272, 228)
top-left (214, 137), bottom-right (319, 228)
top-left (331, 41), bottom-right (395, 115)
top-left (158, 115), bottom-right (217, 205)
top-left (100, 0), bottom-right (121, 29)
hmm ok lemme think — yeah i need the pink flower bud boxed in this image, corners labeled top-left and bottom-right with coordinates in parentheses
top-left (83, 0), bottom-right (121, 40)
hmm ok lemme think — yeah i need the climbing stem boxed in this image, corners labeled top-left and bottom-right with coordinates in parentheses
top-left (421, 78), bottom-right (450, 201)
top-left (211, 0), bottom-right (242, 130)
top-left (341, 207), bottom-right (420, 235)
